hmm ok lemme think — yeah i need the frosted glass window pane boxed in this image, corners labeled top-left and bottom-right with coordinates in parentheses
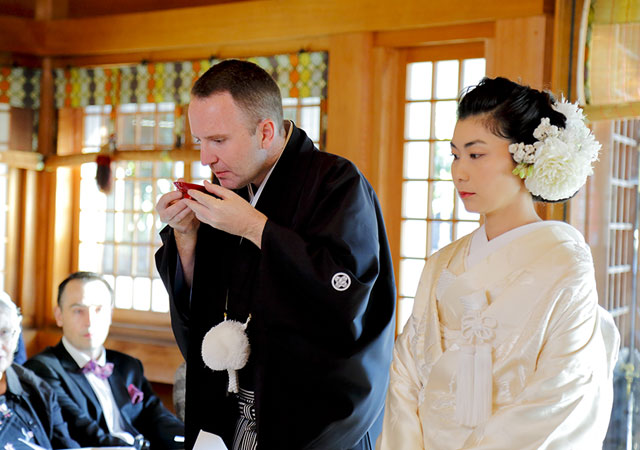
top-left (81, 162), bottom-right (97, 178)
top-left (85, 105), bottom-right (102, 114)
top-left (117, 245), bottom-right (132, 275)
top-left (135, 213), bottom-right (152, 242)
top-left (397, 297), bottom-right (415, 334)
top-left (430, 221), bottom-right (452, 254)
top-left (158, 113), bottom-right (174, 146)
top-left (119, 104), bottom-right (136, 113)
top-left (79, 179), bottom-right (107, 211)
top-left (158, 102), bottom-right (175, 112)
top-left (301, 97), bottom-right (320, 105)
top-left (399, 258), bottom-right (425, 297)
top-left (0, 112), bottom-right (9, 142)
top-left (135, 244), bottom-right (151, 277)
top-left (152, 277), bottom-right (170, 313)
top-left (124, 180), bottom-right (135, 210)
top-left (431, 181), bottom-right (454, 220)
top-left (140, 103), bottom-right (155, 112)
top-left (157, 162), bottom-right (173, 179)
top-left (78, 243), bottom-right (101, 272)
top-left (84, 115), bottom-right (102, 146)
top-left (133, 277), bottom-right (151, 311)
top-left (135, 181), bottom-right (152, 211)
top-left (432, 141), bottom-right (453, 180)
top-left (140, 114), bottom-right (155, 145)
top-left (282, 98), bottom-right (297, 106)
top-left (0, 164), bottom-right (6, 175)
top-left (456, 221), bottom-right (480, 239)
top-left (435, 60), bottom-right (459, 99)
top-left (434, 101), bottom-right (457, 140)
top-left (456, 194), bottom-right (480, 220)
top-left (79, 210), bottom-right (107, 243)
top-left (406, 62), bottom-right (432, 100)
top-left (114, 212), bottom-right (124, 241)
top-left (402, 181), bottom-right (429, 219)
top-left (115, 276), bottom-right (133, 309)
top-left (405, 102), bottom-right (430, 140)
top-left (403, 142), bottom-right (429, 179)
top-left (401, 220), bottom-right (427, 258)
top-left (105, 214), bottom-right (114, 241)
top-left (301, 106), bottom-right (320, 142)
top-left (122, 213), bottom-right (135, 242)
top-left (462, 58), bottom-right (486, 90)
top-left (102, 244), bottom-right (114, 273)
top-left (174, 161), bottom-right (184, 178)
top-left (283, 108), bottom-right (297, 122)
top-left (118, 115), bottom-right (136, 145)
top-left (114, 180), bottom-right (126, 211)
top-left (191, 162), bottom-right (212, 181)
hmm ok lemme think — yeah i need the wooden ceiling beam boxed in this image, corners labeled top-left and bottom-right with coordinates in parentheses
top-left (0, 0), bottom-right (549, 57)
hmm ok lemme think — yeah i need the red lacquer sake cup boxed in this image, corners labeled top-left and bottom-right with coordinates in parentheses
top-left (173, 181), bottom-right (209, 199)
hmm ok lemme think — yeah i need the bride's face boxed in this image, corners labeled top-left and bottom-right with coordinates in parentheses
top-left (450, 116), bottom-right (528, 218)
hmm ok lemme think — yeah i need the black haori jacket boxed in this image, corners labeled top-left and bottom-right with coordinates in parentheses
top-left (156, 123), bottom-right (396, 450)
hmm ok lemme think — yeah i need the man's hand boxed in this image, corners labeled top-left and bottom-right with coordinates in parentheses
top-left (185, 180), bottom-right (267, 248)
top-left (156, 186), bottom-right (201, 287)
top-left (156, 190), bottom-right (200, 237)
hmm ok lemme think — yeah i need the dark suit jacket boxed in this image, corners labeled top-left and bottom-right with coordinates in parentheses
top-left (24, 341), bottom-right (184, 449)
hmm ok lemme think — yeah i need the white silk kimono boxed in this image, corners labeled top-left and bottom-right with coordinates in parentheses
top-left (377, 221), bottom-right (620, 450)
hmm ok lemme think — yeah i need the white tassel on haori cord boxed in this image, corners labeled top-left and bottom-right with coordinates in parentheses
top-left (201, 314), bottom-right (251, 393)
top-left (455, 291), bottom-right (496, 427)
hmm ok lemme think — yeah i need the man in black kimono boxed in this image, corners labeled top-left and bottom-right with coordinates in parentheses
top-left (155, 59), bottom-right (395, 450)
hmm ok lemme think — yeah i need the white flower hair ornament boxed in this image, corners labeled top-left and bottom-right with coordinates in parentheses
top-left (509, 99), bottom-right (600, 202)
top-left (201, 314), bottom-right (251, 393)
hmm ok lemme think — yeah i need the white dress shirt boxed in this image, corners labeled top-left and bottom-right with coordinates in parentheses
top-left (61, 336), bottom-right (136, 445)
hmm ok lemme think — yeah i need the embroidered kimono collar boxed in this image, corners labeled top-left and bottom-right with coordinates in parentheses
top-left (466, 221), bottom-right (562, 269)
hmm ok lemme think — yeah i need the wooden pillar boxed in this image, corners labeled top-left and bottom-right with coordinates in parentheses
top-left (22, 55), bottom-right (58, 328)
top-left (326, 32), bottom-right (375, 181)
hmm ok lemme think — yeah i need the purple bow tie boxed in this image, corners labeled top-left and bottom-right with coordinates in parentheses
top-left (82, 360), bottom-right (114, 379)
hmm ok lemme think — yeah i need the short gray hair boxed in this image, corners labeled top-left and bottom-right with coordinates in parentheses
top-left (0, 291), bottom-right (22, 351)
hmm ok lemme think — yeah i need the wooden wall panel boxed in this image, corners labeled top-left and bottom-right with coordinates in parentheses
top-left (487, 15), bottom-right (553, 90)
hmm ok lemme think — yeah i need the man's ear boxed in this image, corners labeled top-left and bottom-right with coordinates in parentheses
top-left (258, 119), bottom-right (276, 149)
top-left (54, 306), bottom-right (63, 327)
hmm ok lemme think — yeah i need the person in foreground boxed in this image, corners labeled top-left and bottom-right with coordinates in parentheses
top-left (155, 59), bottom-right (396, 450)
top-left (0, 291), bottom-right (80, 449)
top-left (25, 271), bottom-right (184, 449)
top-left (377, 77), bottom-right (620, 450)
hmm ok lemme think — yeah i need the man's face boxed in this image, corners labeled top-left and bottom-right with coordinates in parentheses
top-left (189, 92), bottom-right (270, 189)
top-left (55, 279), bottom-right (113, 356)
top-left (0, 310), bottom-right (18, 375)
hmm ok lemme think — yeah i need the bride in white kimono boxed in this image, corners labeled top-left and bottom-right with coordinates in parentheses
top-left (377, 77), bottom-right (620, 450)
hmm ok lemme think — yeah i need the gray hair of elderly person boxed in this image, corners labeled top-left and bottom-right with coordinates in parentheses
top-left (0, 291), bottom-right (23, 357)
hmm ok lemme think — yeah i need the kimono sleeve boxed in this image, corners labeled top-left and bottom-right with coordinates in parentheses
top-left (155, 225), bottom-right (191, 359)
top-left (376, 314), bottom-right (425, 450)
top-left (259, 163), bottom-right (393, 340)
top-left (462, 269), bottom-right (619, 450)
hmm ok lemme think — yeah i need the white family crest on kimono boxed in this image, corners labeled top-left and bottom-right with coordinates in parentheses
top-left (377, 221), bottom-right (620, 450)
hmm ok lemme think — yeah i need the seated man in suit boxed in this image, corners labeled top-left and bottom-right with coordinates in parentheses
top-left (0, 291), bottom-right (80, 449)
top-left (25, 271), bottom-right (184, 449)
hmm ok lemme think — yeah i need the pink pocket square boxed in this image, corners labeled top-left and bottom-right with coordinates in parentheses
top-left (127, 383), bottom-right (144, 404)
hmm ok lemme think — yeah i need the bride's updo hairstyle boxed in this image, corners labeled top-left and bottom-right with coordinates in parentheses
top-left (457, 77), bottom-right (566, 147)
top-left (456, 77), bottom-right (574, 202)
